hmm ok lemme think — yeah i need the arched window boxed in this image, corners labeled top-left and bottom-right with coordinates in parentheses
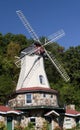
top-left (39, 75), bottom-right (45, 84)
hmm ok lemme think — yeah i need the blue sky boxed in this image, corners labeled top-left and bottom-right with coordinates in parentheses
top-left (0, 0), bottom-right (80, 49)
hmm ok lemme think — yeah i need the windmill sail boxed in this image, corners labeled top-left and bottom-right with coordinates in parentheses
top-left (44, 49), bottom-right (70, 82)
top-left (44, 30), bottom-right (65, 46)
top-left (16, 10), bottom-right (40, 43)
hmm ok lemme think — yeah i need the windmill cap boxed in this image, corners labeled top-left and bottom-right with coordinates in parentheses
top-left (34, 42), bottom-right (41, 46)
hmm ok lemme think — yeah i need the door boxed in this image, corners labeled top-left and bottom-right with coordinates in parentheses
top-left (47, 117), bottom-right (52, 130)
top-left (7, 116), bottom-right (13, 130)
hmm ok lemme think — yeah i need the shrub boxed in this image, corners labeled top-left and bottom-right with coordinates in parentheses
top-left (42, 121), bottom-right (49, 130)
top-left (24, 122), bottom-right (35, 130)
top-left (54, 126), bottom-right (62, 130)
top-left (0, 121), bottom-right (5, 129)
top-left (14, 125), bottom-right (24, 130)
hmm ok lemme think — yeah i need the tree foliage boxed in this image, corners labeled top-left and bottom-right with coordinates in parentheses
top-left (0, 33), bottom-right (80, 110)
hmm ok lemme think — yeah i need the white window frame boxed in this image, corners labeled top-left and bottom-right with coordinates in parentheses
top-left (25, 93), bottom-right (32, 104)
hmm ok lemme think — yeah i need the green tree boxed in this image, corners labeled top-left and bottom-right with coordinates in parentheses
top-left (56, 46), bottom-right (80, 110)
top-left (7, 41), bottom-right (21, 58)
top-left (0, 75), bottom-right (15, 104)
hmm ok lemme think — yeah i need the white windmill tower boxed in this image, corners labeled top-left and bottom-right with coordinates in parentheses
top-left (15, 10), bottom-right (70, 91)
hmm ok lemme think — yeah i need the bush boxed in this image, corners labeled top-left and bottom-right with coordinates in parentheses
top-left (42, 121), bottom-right (49, 130)
top-left (24, 122), bottom-right (35, 130)
top-left (14, 125), bottom-right (24, 130)
top-left (54, 126), bottom-right (62, 130)
top-left (0, 121), bottom-right (5, 129)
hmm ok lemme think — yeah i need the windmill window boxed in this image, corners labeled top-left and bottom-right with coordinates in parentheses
top-left (39, 75), bottom-right (45, 84)
top-left (26, 93), bottom-right (32, 103)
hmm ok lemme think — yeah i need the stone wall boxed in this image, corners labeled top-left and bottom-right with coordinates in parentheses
top-left (14, 114), bottom-right (59, 130)
top-left (63, 117), bottom-right (76, 129)
top-left (13, 113), bottom-right (46, 130)
top-left (8, 92), bottom-right (59, 130)
top-left (8, 92), bottom-right (58, 108)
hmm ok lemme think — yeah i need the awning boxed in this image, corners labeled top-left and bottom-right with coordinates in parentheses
top-left (0, 105), bottom-right (23, 115)
top-left (44, 110), bottom-right (59, 117)
top-left (65, 109), bottom-right (80, 117)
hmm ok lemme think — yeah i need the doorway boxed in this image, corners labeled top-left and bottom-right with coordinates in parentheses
top-left (7, 116), bottom-right (13, 130)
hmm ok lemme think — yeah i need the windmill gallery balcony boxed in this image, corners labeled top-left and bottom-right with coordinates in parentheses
top-left (8, 92), bottom-right (58, 109)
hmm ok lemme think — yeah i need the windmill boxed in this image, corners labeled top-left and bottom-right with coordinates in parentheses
top-left (15, 10), bottom-right (70, 90)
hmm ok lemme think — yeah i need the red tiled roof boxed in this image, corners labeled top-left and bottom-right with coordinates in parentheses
top-left (0, 105), bottom-right (23, 115)
top-left (16, 87), bottom-right (58, 94)
top-left (0, 105), bottom-right (11, 112)
top-left (66, 109), bottom-right (80, 116)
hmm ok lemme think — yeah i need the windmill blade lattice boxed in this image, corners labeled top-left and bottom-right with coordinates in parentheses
top-left (16, 10), bottom-right (40, 43)
top-left (44, 48), bottom-right (70, 82)
top-left (44, 29), bottom-right (65, 46)
top-left (15, 44), bottom-right (41, 67)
